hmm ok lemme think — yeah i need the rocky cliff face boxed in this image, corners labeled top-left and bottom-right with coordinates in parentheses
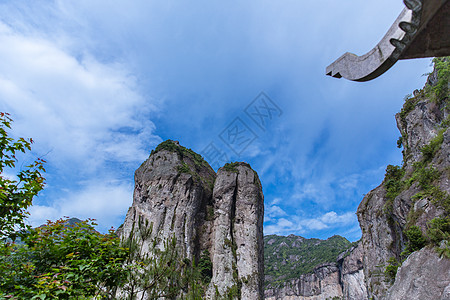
top-left (339, 243), bottom-right (367, 300)
top-left (264, 244), bottom-right (367, 300)
top-left (120, 141), bottom-right (264, 299)
top-left (384, 247), bottom-right (450, 300)
top-left (265, 263), bottom-right (342, 300)
top-left (206, 163), bottom-right (264, 298)
top-left (120, 140), bottom-right (216, 259)
top-left (356, 59), bottom-right (450, 299)
top-left (265, 58), bottom-right (449, 300)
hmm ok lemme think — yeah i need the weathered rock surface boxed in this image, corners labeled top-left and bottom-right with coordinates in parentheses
top-left (120, 141), bottom-right (264, 299)
top-left (340, 244), bottom-right (368, 300)
top-left (264, 263), bottom-right (343, 300)
top-left (384, 247), bottom-right (450, 300)
top-left (120, 141), bottom-right (216, 259)
top-left (264, 244), bottom-right (368, 300)
top-left (207, 163), bottom-right (264, 299)
top-left (356, 61), bottom-right (450, 299)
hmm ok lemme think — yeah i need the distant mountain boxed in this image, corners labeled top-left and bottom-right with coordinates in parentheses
top-left (8, 217), bottom-right (84, 244)
top-left (264, 234), bottom-right (354, 287)
top-left (35, 217), bottom-right (83, 228)
top-left (63, 217), bottom-right (83, 226)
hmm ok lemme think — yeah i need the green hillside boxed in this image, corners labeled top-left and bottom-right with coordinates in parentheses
top-left (264, 234), bottom-right (354, 287)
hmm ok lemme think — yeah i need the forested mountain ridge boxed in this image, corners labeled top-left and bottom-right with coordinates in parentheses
top-left (264, 234), bottom-right (354, 287)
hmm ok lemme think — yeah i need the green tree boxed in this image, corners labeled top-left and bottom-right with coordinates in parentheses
top-left (402, 225), bottom-right (427, 257)
top-left (384, 257), bottom-right (399, 282)
top-left (0, 218), bottom-right (129, 299)
top-left (0, 112), bottom-right (45, 240)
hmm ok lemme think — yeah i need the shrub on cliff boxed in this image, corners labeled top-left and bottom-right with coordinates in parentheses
top-left (425, 57), bottom-right (450, 103)
top-left (404, 225), bottom-right (427, 254)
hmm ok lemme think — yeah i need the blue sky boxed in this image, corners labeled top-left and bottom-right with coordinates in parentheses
top-left (0, 0), bottom-right (433, 241)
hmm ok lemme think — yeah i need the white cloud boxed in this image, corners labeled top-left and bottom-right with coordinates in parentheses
top-left (292, 181), bottom-right (335, 208)
top-left (0, 21), bottom-right (159, 170)
top-left (269, 197), bottom-right (282, 206)
top-left (264, 217), bottom-right (298, 236)
top-left (319, 211), bottom-right (355, 225)
top-left (264, 210), bottom-right (358, 236)
top-left (0, 18), bottom-right (160, 230)
top-left (264, 197), bottom-right (289, 223)
top-left (0, 170), bottom-right (18, 181)
top-left (300, 219), bottom-right (327, 231)
top-left (338, 174), bottom-right (359, 190)
top-left (264, 203), bottom-right (287, 220)
top-left (27, 180), bottom-right (133, 231)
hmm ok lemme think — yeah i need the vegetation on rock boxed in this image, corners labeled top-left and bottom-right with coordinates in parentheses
top-left (197, 250), bottom-right (213, 285)
top-left (264, 234), bottom-right (353, 287)
top-left (119, 216), bottom-right (207, 299)
top-left (384, 257), bottom-right (399, 283)
top-left (223, 162), bottom-right (240, 173)
top-left (151, 140), bottom-right (208, 170)
top-left (222, 162), bottom-right (252, 173)
top-left (177, 162), bottom-right (191, 174)
top-left (425, 57), bottom-right (450, 104)
top-left (383, 57), bottom-right (450, 282)
top-left (151, 140), bottom-right (216, 191)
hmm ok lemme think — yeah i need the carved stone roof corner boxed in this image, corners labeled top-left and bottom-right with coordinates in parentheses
top-left (326, 0), bottom-right (450, 82)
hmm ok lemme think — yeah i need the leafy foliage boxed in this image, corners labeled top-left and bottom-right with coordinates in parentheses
top-left (427, 217), bottom-right (450, 245)
top-left (223, 162), bottom-right (239, 173)
top-left (398, 57), bottom-right (449, 154)
top-left (177, 162), bottom-right (191, 174)
top-left (425, 57), bottom-right (450, 103)
top-left (0, 112), bottom-right (46, 240)
top-left (396, 136), bottom-right (403, 149)
top-left (150, 140), bottom-right (215, 190)
top-left (421, 129), bottom-right (445, 163)
top-left (222, 162), bottom-right (251, 173)
top-left (409, 163), bottom-right (449, 213)
top-left (427, 217), bottom-right (450, 258)
top-left (384, 257), bottom-right (399, 283)
top-left (382, 130), bottom-right (449, 217)
top-left (0, 124), bottom-right (211, 298)
top-left (404, 225), bottom-right (426, 254)
top-left (399, 94), bottom-right (420, 123)
top-left (383, 165), bottom-right (404, 213)
top-left (0, 216), bottom-right (212, 299)
top-left (0, 218), bottom-right (128, 299)
top-left (264, 234), bottom-right (352, 287)
top-left (382, 59), bottom-right (450, 280)
top-left (197, 250), bottom-right (213, 285)
top-left (384, 227), bottom-right (427, 283)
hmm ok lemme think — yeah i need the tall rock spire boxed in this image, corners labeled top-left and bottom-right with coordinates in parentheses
top-left (120, 141), bottom-right (264, 299)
